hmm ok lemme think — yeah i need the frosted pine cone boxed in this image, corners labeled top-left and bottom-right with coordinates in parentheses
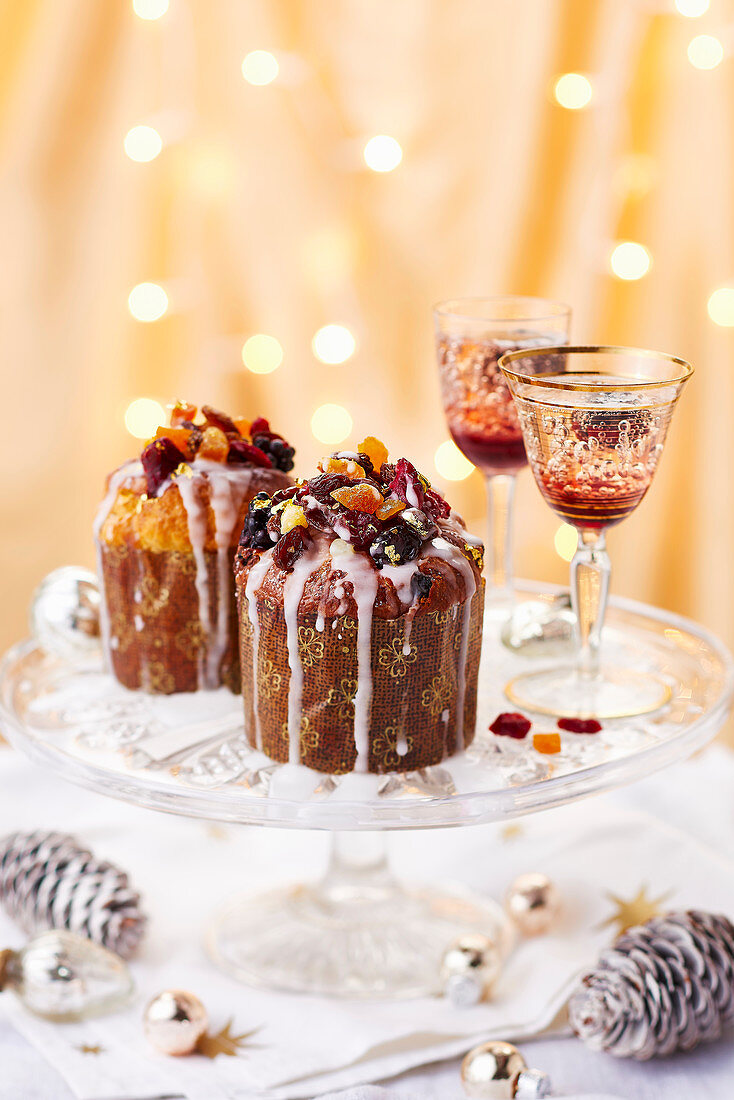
top-left (569, 910), bottom-right (734, 1059)
top-left (0, 831), bottom-right (146, 958)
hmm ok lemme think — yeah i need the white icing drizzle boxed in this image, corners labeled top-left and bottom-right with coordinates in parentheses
top-left (175, 474), bottom-right (211, 688)
top-left (429, 536), bottom-right (477, 752)
top-left (283, 545), bottom-right (326, 765)
top-left (207, 468), bottom-right (253, 687)
top-left (244, 547), bottom-right (274, 751)
top-left (334, 553), bottom-right (379, 773)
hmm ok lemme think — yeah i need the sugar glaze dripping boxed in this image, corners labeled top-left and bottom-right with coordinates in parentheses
top-left (428, 536), bottom-right (477, 752)
top-left (244, 547), bottom-right (274, 751)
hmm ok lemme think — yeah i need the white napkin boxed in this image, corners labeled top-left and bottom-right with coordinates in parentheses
top-left (1, 747), bottom-right (734, 1099)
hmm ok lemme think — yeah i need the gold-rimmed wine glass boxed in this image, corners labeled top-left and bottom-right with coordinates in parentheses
top-left (499, 345), bottom-right (693, 719)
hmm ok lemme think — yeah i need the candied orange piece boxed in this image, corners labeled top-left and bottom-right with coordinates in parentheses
top-left (533, 732), bottom-right (561, 755)
top-left (331, 484), bottom-right (383, 513)
top-left (198, 426), bottom-right (229, 462)
top-left (281, 501), bottom-right (308, 533)
top-left (358, 436), bottom-right (389, 471)
top-left (376, 497), bottom-right (405, 521)
top-left (155, 427), bottom-right (193, 456)
top-left (170, 402), bottom-right (197, 426)
top-left (318, 456), bottom-right (366, 480)
top-left (233, 417), bottom-right (251, 438)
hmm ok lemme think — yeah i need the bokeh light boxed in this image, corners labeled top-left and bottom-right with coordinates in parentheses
top-left (687, 34), bottom-right (724, 69)
top-left (312, 324), bottom-right (356, 364)
top-left (241, 50), bottom-right (279, 85)
top-left (241, 334), bottom-right (283, 374)
top-left (434, 440), bottom-right (475, 481)
top-left (132, 0), bottom-right (169, 19)
top-left (124, 398), bottom-right (166, 438)
top-left (363, 135), bottom-right (403, 172)
top-left (554, 523), bottom-right (578, 562)
top-left (128, 282), bottom-right (169, 321)
top-left (311, 404), bottom-right (353, 445)
top-left (675, 0), bottom-right (709, 15)
top-left (553, 73), bottom-right (593, 110)
top-left (707, 287), bottom-right (734, 327)
top-left (124, 125), bottom-right (163, 163)
top-left (609, 241), bottom-right (652, 281)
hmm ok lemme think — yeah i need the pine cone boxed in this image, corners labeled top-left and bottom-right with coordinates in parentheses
top-left (569, 910), bottom-right (734, 1060)
top-left (0, 831), bottom-right (146, 959)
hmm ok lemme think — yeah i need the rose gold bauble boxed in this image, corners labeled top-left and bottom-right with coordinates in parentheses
top-left (461, 1040), bottom-right (526, 1098)
top-left (441, 932), bottom-right (502, 1006)
top-left (143, 990), bottom-right (208, 1056)
top-left (505, 872), bottom-right (561, 936)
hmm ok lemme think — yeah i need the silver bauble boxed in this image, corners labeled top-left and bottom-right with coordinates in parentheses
top-left (505, 873), bottom-right (561, 936)
top-left (441, 932), bottom-right (502, 1007)
top-left (144, 989), bottom-right (208, 1056)
top-left (461, 1040), bottom-right (526, 1098)
top-left (31, 567), bottom-right (101, 660)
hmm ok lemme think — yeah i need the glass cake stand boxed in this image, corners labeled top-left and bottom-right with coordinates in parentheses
top-left (1, 582), bottom-right (732, 999)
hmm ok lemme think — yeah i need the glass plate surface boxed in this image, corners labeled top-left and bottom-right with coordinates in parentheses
top-left (1, 583), bottom-right (732, 831)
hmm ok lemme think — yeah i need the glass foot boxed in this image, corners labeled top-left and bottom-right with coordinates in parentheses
top-left (499, 594), bottom-right (575, 658)
top-left (205, 834), bottom-right (513, 999)
top-left (505, 665), bottom-right (672, 719)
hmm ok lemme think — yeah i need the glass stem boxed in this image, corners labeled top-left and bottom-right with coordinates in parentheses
top-left (320, 832), bottom-right (393, 905)
top-left (570, 527), bottom-right (610, 682)
top-left (485, 473), bottom-right (515, 602)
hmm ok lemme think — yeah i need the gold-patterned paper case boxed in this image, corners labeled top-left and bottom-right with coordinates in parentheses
top-left (237, 580), bottom-right (485, 774)
top-left (97, 543), bottom-right (240, 694)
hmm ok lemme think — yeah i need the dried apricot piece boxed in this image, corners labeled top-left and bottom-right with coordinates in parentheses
top-left (170, 401), bottom-right (197, 426)
top-left (155, 426), bottom-right (194, 456)
top-left (318, 456), bottom-right (366, 480)
top-left (376, 497), bottom-right (405, 522)
top-left (281, 501), bottom-right (309, 533)
top-left (358, 436), bottom-right (389, 472)
top-left (533, 732), bottom-right (561, 755)
top-left (233, 417), bottom-right (251, 438)
top-left (198, 426), bottom-right (230, 462)
top-left (331, 484), bottom-right (383, 514)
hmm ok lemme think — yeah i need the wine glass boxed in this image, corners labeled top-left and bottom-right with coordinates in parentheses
top-left (499, 345), bottom-right (693, 719)
top-left (434, 297), bottom-right (572, 647)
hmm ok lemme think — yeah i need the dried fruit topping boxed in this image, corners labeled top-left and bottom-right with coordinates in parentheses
top-left (400, 507), bottom-right (437, 540)
top-left (141, 437), bottom-right (187, 496)
top-left (251, 433), bottom-right (296, 473)
top-left (358, 436), bottom-right (389, 472)
top-left (533, 732), bottom-right (561, 755)
top-left (273, 526), bottom-right (308, 572)
top-left (557, 717), bottom-right (602, 734)
top-left (233, 417), bottom-right (251, 437)
top-left (423, 487), bottom-right (451, 520)
top-left (369, 524), bottom-right (422, 568)
top-left (388, 458), bottom-right (427, 510)
top-left (240, 492), bottom-right (273, 550)
top-left (155, 426), bottom-right (194, 458)
top-left (410, 572), bottom-right (433, 604)
top-left (227, 439), bottom-right (272, 468)
top-left (489, 712), bottom-right (531, 739)
top-left (337, 512), bottom-right (381, 550)
top-left (170, 402), bottom-right (197, 427)
top-left (318, 456), bottom-right (366, 480)
top-left (201, 405), bottom-right (239, 435)
top-left (250, 416), bottom-right (271, 437)
top-left (330, 538), bottom-right (355, 558)
top-left (281, 501), bottom-right (308, 533)
top-left (198, 426), bottom-right (230, 463)
top-left (375, 497), bottom-right (405, 522)
top-left (330, 483), bottom-right (383, 514)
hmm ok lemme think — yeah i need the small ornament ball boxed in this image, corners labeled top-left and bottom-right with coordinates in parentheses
top-left (461, 1040), bottom-right (552, 1098)
top-left (144, 990), bottom-right (208, 1056)
top-left (30, 567), bottom-right (101, 661)
top-left (505, 872), bottom-right (561, 936)
top-left (441, 932), bottom-right (502, 1007)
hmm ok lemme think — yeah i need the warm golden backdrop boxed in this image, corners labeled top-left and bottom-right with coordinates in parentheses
top-left (3, 0), bottom-right (734, 669)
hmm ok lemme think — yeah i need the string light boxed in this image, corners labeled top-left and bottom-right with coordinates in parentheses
top-left (132, 0), bottom-right (169, 19)
top-left (124, 125), bottom-right (163, 163)
top-left (434, 441), bottom-right (475, 481)
top-left (553, 73), bottom-right (593, 110)
top-left (687, 34), bottom-right (724, 69)
top-left (242, 334), bottom-right (283, 373)
top-left (128, 282), bottom-right (169, 322)
top-left (363, 135), bottom-right (403, 172)
top-left (124, 398), bottom-right (166, 438)
top-left (707, 287), bottom-right (734, 326)
top-left (554, 524), bottom-right (578, 562)
top-left (311, 404), bottom-right (353, 445)
top-left (312, 324), bottom-right (356, 364)
top-left (675, 0), bottom-right (709, 15)
top-left (609, 241), bottom-right (652, 281)
top-left (241, 50), bottom-right (279, 85)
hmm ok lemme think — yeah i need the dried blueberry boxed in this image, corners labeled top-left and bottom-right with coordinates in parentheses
top-left (240, 493), bottom-right (273, 549)
top-left (252, 433), bottom-right (296, 472)
top-left (369, 524), bottom-right (422, 568)
top-left (141, 437), bottom-right (187, 496)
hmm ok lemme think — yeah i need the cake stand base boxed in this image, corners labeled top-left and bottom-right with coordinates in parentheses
top-left (205, 832), bottom-right (513, 999)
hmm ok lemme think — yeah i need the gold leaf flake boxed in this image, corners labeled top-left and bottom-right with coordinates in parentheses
top-left (196, 1019), bottom-right (261, 1059)
top-left (76, 1044), bottom-right (105, 1055)
top-left (501, 823), bottom-right (524, 842)
top-left (598, 884), bottom-right (673, 936)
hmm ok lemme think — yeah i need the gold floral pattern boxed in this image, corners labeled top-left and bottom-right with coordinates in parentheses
top-left (169, 551), bottom-right (196, 577)
top-left (259, 658), bottom-right (282, 699)
top-left (174, 620), bottom-right (205, 659)
top-left (144, 660), bottom-right (175, 694)
top-left (421, 673), bottom-right (452, 718)
top-left (108, 611), bottom-right (135, 654)
top-left (372, 720), bottom-right (414, 769)
top-left (378, 636), bottom-right (417, 678)
top-left (326, 678), bottom-right (357, 722)
top-left (300, 716), bottom-right (320, 751)
top-left (138, 575), bottom-right (170, 616)
top-left (431, 609), bottom-right (451, 625)
top-left (298, 626), bottom-right (324, 666)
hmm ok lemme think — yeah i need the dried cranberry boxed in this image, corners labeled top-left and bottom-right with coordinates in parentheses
top-left (423, 487), bottom-right (451, 520)
top-left (339, 511), bottom-right (381, 550)
top-left (141, 437), bottom-right (186, 496)
top-left (489, 712), bottom-right (532, 739)
top-left (250, 416), bottom-right (271, 437)
top-left (201, 405), bottom-right (239, 436)
top-left (388, 458), bottom-right (426, 509)
top-left (273, 527), bottom-right (308, 572)
top-left (557, 717), bottom-right (602, 734)
top-left (227, 439), bottom-right (272, 467)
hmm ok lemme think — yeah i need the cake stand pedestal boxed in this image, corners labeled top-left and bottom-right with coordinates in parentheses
top-left (2, 582), bottom-right (733, 999)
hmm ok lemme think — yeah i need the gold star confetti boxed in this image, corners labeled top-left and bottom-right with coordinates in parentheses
top-left (501, 823), bottom-right (524, 842)
top-left (598, 884), bottom-right (673, 936)
top-left (76, 1044), bottom-right (105, 1055)
top-left (196, 1020), bottom-right (261, 1059)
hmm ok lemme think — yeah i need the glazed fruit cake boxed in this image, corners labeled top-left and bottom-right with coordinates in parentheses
top-left (95, 404), bottom-right (294, 693)
top-left (234, 438), bottom-right (485, 774)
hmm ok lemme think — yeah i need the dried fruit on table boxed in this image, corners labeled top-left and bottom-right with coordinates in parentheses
top-left (533, 732), bottom-right (561, 754)
top-left (490, 712), bottom-right (531, 739)
top-left (358, 436), bottom-right (389, 472)
top-left (198, 426), bottom-right (230, 462)
top-left (558, 718), bottom-right (602, 734)
top-left (330, 484), bottom-right (383, 514)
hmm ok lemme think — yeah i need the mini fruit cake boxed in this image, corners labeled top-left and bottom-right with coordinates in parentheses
top-left (234, 438), bottom-right (485, 774)
top-left (95, 404), bottom-right (294, 693)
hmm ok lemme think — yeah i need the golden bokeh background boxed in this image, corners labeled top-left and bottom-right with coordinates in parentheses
top-left (3, 0), bottom-right (734, 689)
